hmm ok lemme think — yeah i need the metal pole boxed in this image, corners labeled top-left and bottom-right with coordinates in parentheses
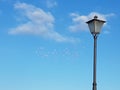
top-left (92, 34), bottom-right (97, 90)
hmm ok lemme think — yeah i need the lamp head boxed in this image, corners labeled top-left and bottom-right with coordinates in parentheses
top-left (86, 16), bottom-right (106, 34)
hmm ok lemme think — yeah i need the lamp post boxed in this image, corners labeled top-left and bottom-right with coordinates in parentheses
top-left (86, 16), bottom-right (106, 90)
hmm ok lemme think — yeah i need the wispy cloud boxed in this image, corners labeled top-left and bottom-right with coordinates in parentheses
top-left (69, 12), bottom-right (115, 32)
top-left (9, 2), bottom-right (77, 42)
top-left (36, 46), bottom-right (80, 59)
top-left (46, 0), bottom-right (57, 8)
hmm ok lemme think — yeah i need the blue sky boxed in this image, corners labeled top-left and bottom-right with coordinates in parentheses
top-left (0, 0), bottom-right (120, 90)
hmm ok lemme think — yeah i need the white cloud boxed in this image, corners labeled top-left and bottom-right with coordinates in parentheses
top-left (69, 12), bottom-right (114, 32)
top-left (9, 2), bottom-right (76, 42)
top-left (46, 0), bottom-right (57, 8)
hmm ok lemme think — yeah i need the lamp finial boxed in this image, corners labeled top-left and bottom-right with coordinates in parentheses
top-left (94, 16), bottom-right (98, 19)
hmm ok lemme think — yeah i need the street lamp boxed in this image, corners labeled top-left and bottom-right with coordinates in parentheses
top-left (86, 16), bottom-right (106, 90)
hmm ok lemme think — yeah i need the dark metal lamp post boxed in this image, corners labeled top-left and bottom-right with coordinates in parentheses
top-left (86, 16), bottom-right (106, 90)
